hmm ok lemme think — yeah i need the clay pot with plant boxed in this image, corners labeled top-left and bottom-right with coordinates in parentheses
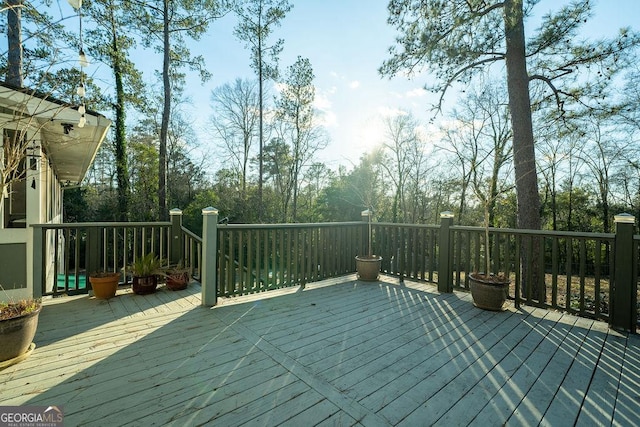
top-left (469, 196), bottom-right (510, 311)
top-left (0, 288), bottom-right (41, 367)
top-left (89, 271), bottom-right (120, 300)
top-left (129, 253), bottom-right (162, 295)
top-left (355, 209), bottom-right (383, 281)
top-left (163, 261), bottom-right (190, 291)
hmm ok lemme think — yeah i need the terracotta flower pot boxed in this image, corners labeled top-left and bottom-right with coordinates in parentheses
top-left (0, 305), bottom-right (41, 363)
top-left (166, 272), bottom-right (189, 291)
top-left (89, 273), bottom-right (120, 300)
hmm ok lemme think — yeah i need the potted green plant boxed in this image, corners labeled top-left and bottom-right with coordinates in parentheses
top-left (129, 253), bottom-right (161, 295)
top-left (88, 271), bottom-right (120, 300)
top-left (163, 261), bottom-right (190, 291)
top-left (0, 293), bottom-right (41, 367)
top-left (355, 209), bottom-right (382, 281)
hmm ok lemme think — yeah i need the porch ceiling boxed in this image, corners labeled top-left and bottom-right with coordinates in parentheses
top-left (39, 117), bottom-right (111, 186)
top-left (0, 83), bottom-right (112, 186)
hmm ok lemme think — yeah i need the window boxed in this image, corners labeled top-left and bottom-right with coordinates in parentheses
top-left (3, 129), bottom-right (27, 228)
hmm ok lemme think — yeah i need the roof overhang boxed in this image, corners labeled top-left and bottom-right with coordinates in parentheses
top-left (0, 83), bottom-right (112, 186)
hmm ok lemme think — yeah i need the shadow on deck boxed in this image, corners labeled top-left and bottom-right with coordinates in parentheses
top-left (1, 275), bottom-right (639, 426)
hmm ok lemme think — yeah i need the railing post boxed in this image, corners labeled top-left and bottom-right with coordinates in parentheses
top-left (169, 208), bottom-right (183, 265)
top-left (201, 206), bottom-right (219, 307)
top-left (438, 211), bottom-right (454, 293)
top-left (86, 226), bottom-right (100, 275)
top-left (31, 225), bottom-right (43, 299)
top-left (611, 213), bottom-right (636, 332)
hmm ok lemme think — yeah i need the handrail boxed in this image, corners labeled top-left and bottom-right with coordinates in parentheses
top-left (219, 221), bottom-right (362, 230)
top-left (181, 225), bottom-right (202, 242)
top-left (451, 224), bottom-right (615, 240)
top-left (32, 221), bottom-right (172, 229)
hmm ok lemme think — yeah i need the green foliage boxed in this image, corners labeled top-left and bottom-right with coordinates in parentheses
top-left (129, 253), bottom-right (161, 277)
top-left (234, 0), bottom-right (293, 81)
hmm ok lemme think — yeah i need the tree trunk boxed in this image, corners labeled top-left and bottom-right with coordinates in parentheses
top-left (7, 0), bottom-right (23, 87)
top-left (503, 0), bottom-right (543, 301)
top-left (257, 6), bottom-right (264, 222)
top-left (111, 10), bottom-right (129, 221)
top-left (159, 0), bottom-right (170, 221)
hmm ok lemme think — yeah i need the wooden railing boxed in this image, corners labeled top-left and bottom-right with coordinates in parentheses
top-left (33, 211), bottom-right (202, 296)
top-left (33, 221), bottom-right (171, 296)
top-left (33, 209), bottom-right (638, 330)
top-left (181, 225), bottom-right (202, 281)
top-left (373, 223), bottom-right (440, 282)
top-left (447, 226), bottom-right (615, 321)
top-left (216, 222), bottom-right (364, 297)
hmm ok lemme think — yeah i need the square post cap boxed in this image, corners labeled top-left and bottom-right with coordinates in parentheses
top-left (440, 211), bottom-right (454, 219)
top-left (361, 209), bottom-right (372, 217)
top-left (169, 208), bottom-right (183, 216)
top-left (614, 213), bottom-right (635, 224)
top-left (202, 207), bottom-right (219, 215)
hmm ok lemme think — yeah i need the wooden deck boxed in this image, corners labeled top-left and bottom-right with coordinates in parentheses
top-left (1, 276), bottom-right (639, 426)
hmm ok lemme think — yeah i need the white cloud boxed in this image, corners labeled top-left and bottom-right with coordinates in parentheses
top-left (349, 80), bottom-right (361, 89)
top-left (405, 87), bottom-right (427, 98)
top-left (314, 89), bottom-right (338, 128)
top-left (314, 91), bottom-right (333, 111)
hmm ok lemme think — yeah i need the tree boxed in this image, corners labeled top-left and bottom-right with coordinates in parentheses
top-left (274, 56), bottom-right (327, 221)
top-left (234, 0), bottom-right (292, 221)
top-left (380, 111), bottom-right (421, 223)
top-left (210, 78), bottom-right (259, 198)
top-left (440, 81), bottom-right (513, 228)
top-left (262, 136), bottom-right (293, 221)
top-left (2, 0), bottom-right (68, 87)
top-left (381, 0), bottom-right (639, 297)
top-left (137, 0), bottom-right (224, 220)
top-left (85, 0), bottom-right (146, 220)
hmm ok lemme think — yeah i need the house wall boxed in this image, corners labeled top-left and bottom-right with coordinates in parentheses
top-left (1, 123), bottom-right (62, 300)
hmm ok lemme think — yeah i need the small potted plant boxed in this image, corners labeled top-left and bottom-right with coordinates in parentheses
top-left (163, 261), bottom-right (190, 291)
top-left (0, 293), bottom-right (41, 366)
top-left (129, 253), bottom-right (161, 295)
top-left (88, 271), bottom-right (120, 300)
top-left (355, 209), bottom-right (383, 281)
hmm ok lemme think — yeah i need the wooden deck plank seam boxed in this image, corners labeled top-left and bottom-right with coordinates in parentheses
top-left (211, 308), bottom-right (394, 427)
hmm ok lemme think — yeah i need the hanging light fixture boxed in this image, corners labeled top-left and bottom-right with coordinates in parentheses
top-left (67, 0), bottom-right (82, 10)
top-left (78, 48), bottom-right (89, 67)
top-left (72, 0), bottom-right (89, 128)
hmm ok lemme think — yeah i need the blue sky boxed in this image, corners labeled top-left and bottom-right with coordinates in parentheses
top-left (61, 0), bottom-right (640, 170)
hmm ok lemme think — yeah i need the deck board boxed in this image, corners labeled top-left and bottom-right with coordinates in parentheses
top-left (1, 275), bottom-right (639, 426)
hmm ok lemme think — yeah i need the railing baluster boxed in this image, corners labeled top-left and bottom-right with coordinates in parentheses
top-left (566, 237), bottom-right (573, 312)
top-left (552, 237), bottom-right (559, 309)
top-left (595, 239), bottom-right (602, 318)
